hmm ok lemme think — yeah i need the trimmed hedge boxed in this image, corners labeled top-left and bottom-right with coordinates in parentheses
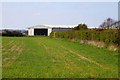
top-left (50, 29), bottom-right (120, 47)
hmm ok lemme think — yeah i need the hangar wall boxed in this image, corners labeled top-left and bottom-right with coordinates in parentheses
top-left (28, 27), bottom-right (52, 36)
top-left (28, 28), bottom-right (34, 36)
top-left (28, 25), bottom-right (73, 36)
top-left (48, 28), bottom-right (52, 36)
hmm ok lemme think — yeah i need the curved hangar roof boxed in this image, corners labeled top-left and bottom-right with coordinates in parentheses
top-left (28, 25), bottom-right (77, 29)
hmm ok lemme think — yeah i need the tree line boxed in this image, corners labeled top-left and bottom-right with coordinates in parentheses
top-left (1, 29), bottom-right (27, 37)
top-left (50, 24), bottom-right (120, 49)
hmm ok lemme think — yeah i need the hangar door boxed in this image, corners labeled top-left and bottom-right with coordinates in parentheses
top-left (34, 29), bottom-right (48, 36)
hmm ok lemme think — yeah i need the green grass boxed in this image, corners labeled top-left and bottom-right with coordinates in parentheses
top-left (2, 36), bottom-right (118, 78)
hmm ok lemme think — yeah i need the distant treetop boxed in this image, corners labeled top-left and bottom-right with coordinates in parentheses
top-left (73, 24), bottom-right (88, 30)
top-left (99, 18), bottom-right (118, 29)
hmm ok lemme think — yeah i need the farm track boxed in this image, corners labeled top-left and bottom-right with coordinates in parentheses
top-left (36, 38), bottom-right (84, 74)
top-left (61, 46), bottom-right (103, 68)
top-left (36, 37), bottom-right (113, 71)
top-left (2, 37), bottom-right (118, 78)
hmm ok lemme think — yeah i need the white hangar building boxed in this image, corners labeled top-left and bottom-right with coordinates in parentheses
top-left (28, 25), bottom-right (76, 36)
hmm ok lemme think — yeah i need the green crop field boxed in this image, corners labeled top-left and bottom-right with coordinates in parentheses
top-left (2, 37), bottom-right (118, 78)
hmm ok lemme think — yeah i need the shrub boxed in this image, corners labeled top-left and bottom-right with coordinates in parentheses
top-left (50, 29), bottom-right (120, 47)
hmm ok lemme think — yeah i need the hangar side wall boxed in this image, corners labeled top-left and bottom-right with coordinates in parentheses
top-left (52, 28), bottom-right (72, 32)
top-left (28, 28), bottom-right (34, 36)
top-left (28, 27), bottom-right (71, 36)
top-left (48, 28), bottom-right (52, 36)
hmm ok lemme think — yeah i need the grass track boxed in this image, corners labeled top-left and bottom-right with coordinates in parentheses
top-left (2, 37), bottom-right (118, 78)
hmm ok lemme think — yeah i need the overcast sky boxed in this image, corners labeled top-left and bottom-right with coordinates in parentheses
top-left (1, 2), bottom-right (118, 29)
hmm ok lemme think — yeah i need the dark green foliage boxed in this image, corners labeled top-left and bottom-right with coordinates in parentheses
top-left (2, 29), bottom-right (25, 37)
top-left (72, 24), bottom-right (88, 30)
top-left (50, 29), bottom-right (120, 47)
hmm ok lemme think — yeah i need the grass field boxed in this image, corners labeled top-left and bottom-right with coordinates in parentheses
top-left (2, 37), bottom-right (118, 78)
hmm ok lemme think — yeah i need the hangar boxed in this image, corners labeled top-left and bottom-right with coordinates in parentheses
top-left (28, 25), bottom-right (75, 36)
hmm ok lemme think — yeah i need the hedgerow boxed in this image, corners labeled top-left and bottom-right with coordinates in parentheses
top-left (50, 29), bottom-right (120, 47)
